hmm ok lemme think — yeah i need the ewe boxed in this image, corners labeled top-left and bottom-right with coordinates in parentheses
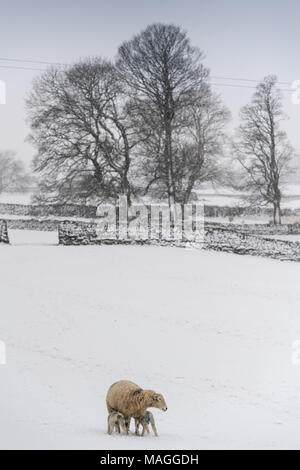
top-left (106, 380), bottom-right (167, 434)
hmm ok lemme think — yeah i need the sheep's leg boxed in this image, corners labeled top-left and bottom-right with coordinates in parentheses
top-left (115, 422), bottom-right (121, 433)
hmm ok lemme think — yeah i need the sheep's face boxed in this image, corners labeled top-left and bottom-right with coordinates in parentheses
top-left (152, 393), bottom-right (167, 411)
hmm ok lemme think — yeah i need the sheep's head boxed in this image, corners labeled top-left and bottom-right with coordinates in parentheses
top-left (152, 393), bottom-right (167, 411)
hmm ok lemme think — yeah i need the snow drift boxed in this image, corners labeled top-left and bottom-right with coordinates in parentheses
top-left (0, 236), bottom-right (300, 449)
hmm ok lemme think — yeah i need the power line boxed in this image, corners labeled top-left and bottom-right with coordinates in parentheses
top-left (0, 57), bottom-right (67, 66)
top-left (211, 75), bottom-right (291, 86)
top-left (0, 57), bottom-right (295, 83)
top-left (210, 82), bottom-right (293, 92)
top-left (0, 64), bottom-right (46, 72)
top-left (0, 57), bottom-right (295, 92)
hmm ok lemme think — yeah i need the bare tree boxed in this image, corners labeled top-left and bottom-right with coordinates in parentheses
top-left (117, 23), bottom-right (210, 210)
top-left (175, 88), bottom-right (230, 204)
top-left (27, 59), bottom-right (136, 205)
top-left (234, 75), bottom-right (293, 224)
top-left (0, 151), bottom-right (32, 193)
top-left (125, 81), bottom-right (229, 205)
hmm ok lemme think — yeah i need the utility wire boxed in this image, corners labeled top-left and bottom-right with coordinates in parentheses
top-left (0, 64), bottom-right (46, 72)
top-left (211, 75), bottom-right (291, 86)
top-left (0, 57), bottom-right (295, 92)
top-left (0, 57), bottom-right (67, 66)
top-left (210, 82), bottom-right (293, 92)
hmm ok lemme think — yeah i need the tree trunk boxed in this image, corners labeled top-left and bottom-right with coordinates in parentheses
top-left (124, 185), bottom-right (131, 207)
top-left (273, 201), bottom-right (281, 225)
top-left (277, 200), bottom-right (281, 225)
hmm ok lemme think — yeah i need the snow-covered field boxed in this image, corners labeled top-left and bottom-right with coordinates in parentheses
top-left (0, 192), bottom-right (33, 205)
top-left (196, 184), bottom-right (300, 210)
top-left (1, 231), bottom-right (300, 450)
top-left (1, 185), bottom-right (300, 209)
top-left (9, 229), bottom-right (58, 245)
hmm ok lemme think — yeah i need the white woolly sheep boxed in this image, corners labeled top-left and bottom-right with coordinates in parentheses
top-left (106, 380), bottom-right (167, 434)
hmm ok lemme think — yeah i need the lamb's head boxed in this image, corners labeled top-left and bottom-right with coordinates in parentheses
top-left (150, 392), bottom-right (167, 411)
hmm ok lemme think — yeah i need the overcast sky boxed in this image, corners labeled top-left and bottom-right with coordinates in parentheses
top-left (0, 0), bottom-right (299, 168)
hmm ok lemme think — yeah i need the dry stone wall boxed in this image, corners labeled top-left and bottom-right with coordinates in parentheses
top-left (0, 220), bottom-right (9, 244)
top-left (58, 220), bottom-right (300, 261)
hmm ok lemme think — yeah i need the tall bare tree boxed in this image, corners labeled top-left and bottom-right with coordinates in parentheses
top-left (117, 23), bottom-right (210, 209)
top-left (27, 59), bottom-right (136, 205)
top-left (131, 88), bottom-right (230, 204)
top-left (234, 75), bottom-right (293, 224)
top-left (175, 88), bottom-right (230, 204)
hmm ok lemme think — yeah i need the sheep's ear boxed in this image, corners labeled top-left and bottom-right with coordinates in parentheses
top-left (152, 393), bottom-right (159, 401)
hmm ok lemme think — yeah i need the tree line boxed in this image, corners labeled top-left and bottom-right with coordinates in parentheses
top-left (0, 151), bottom-right (32, 193)
top-left (24, 23), bottom-right (294, 224)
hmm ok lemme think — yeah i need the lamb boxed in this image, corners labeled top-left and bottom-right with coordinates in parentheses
top-left (135, 411), bottom-right (158, 437)
top-left (107, 411), bottom-right (127, 435)
top-left (106, 380), bottom-right (167, 434)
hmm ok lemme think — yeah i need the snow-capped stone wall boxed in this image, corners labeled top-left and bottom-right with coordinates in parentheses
top-left (59, 220), bottom-right (300, 261)
top-left (58, 221), bottom-right (98, 245)
top-left (206, 222), bottom-right (300, 236)
top-left (6, 219), bottom-right (61, 231)
top-left (202, 206), bottom-right (300, 218)
top-left (58, 220), bottom-right (202, 247)
top-left (204, 226), bottom-right (300, 261)
top-left (0, 203), bottom-right (96, 218)
top-left (1, 201), bottom-right (299, 220)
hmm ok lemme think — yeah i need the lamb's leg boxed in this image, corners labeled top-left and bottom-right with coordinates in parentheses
top-left (135, 419), bottom-right (139, 436)
top-left (141, 423), bottom-right (147, 436)
top-left (107, 417), bottom-right (113, 435)
top-left (115, 422), bottom-right (121, 434)
top-left (125, 416), bottom-right (131, 435)
top-left (150, 417), bottom-right (158, 437)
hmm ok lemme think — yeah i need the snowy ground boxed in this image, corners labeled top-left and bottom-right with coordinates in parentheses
top-left (196, 184), bottom-right (300, 210)
top-left (9, 229), bottom-right (58, 245)
top-left (1, 185), bottom-right (300, 209)
top-left (1, 231), bottom-right (300, 449)
top-left (0, 192), bottom-right (33, 205)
